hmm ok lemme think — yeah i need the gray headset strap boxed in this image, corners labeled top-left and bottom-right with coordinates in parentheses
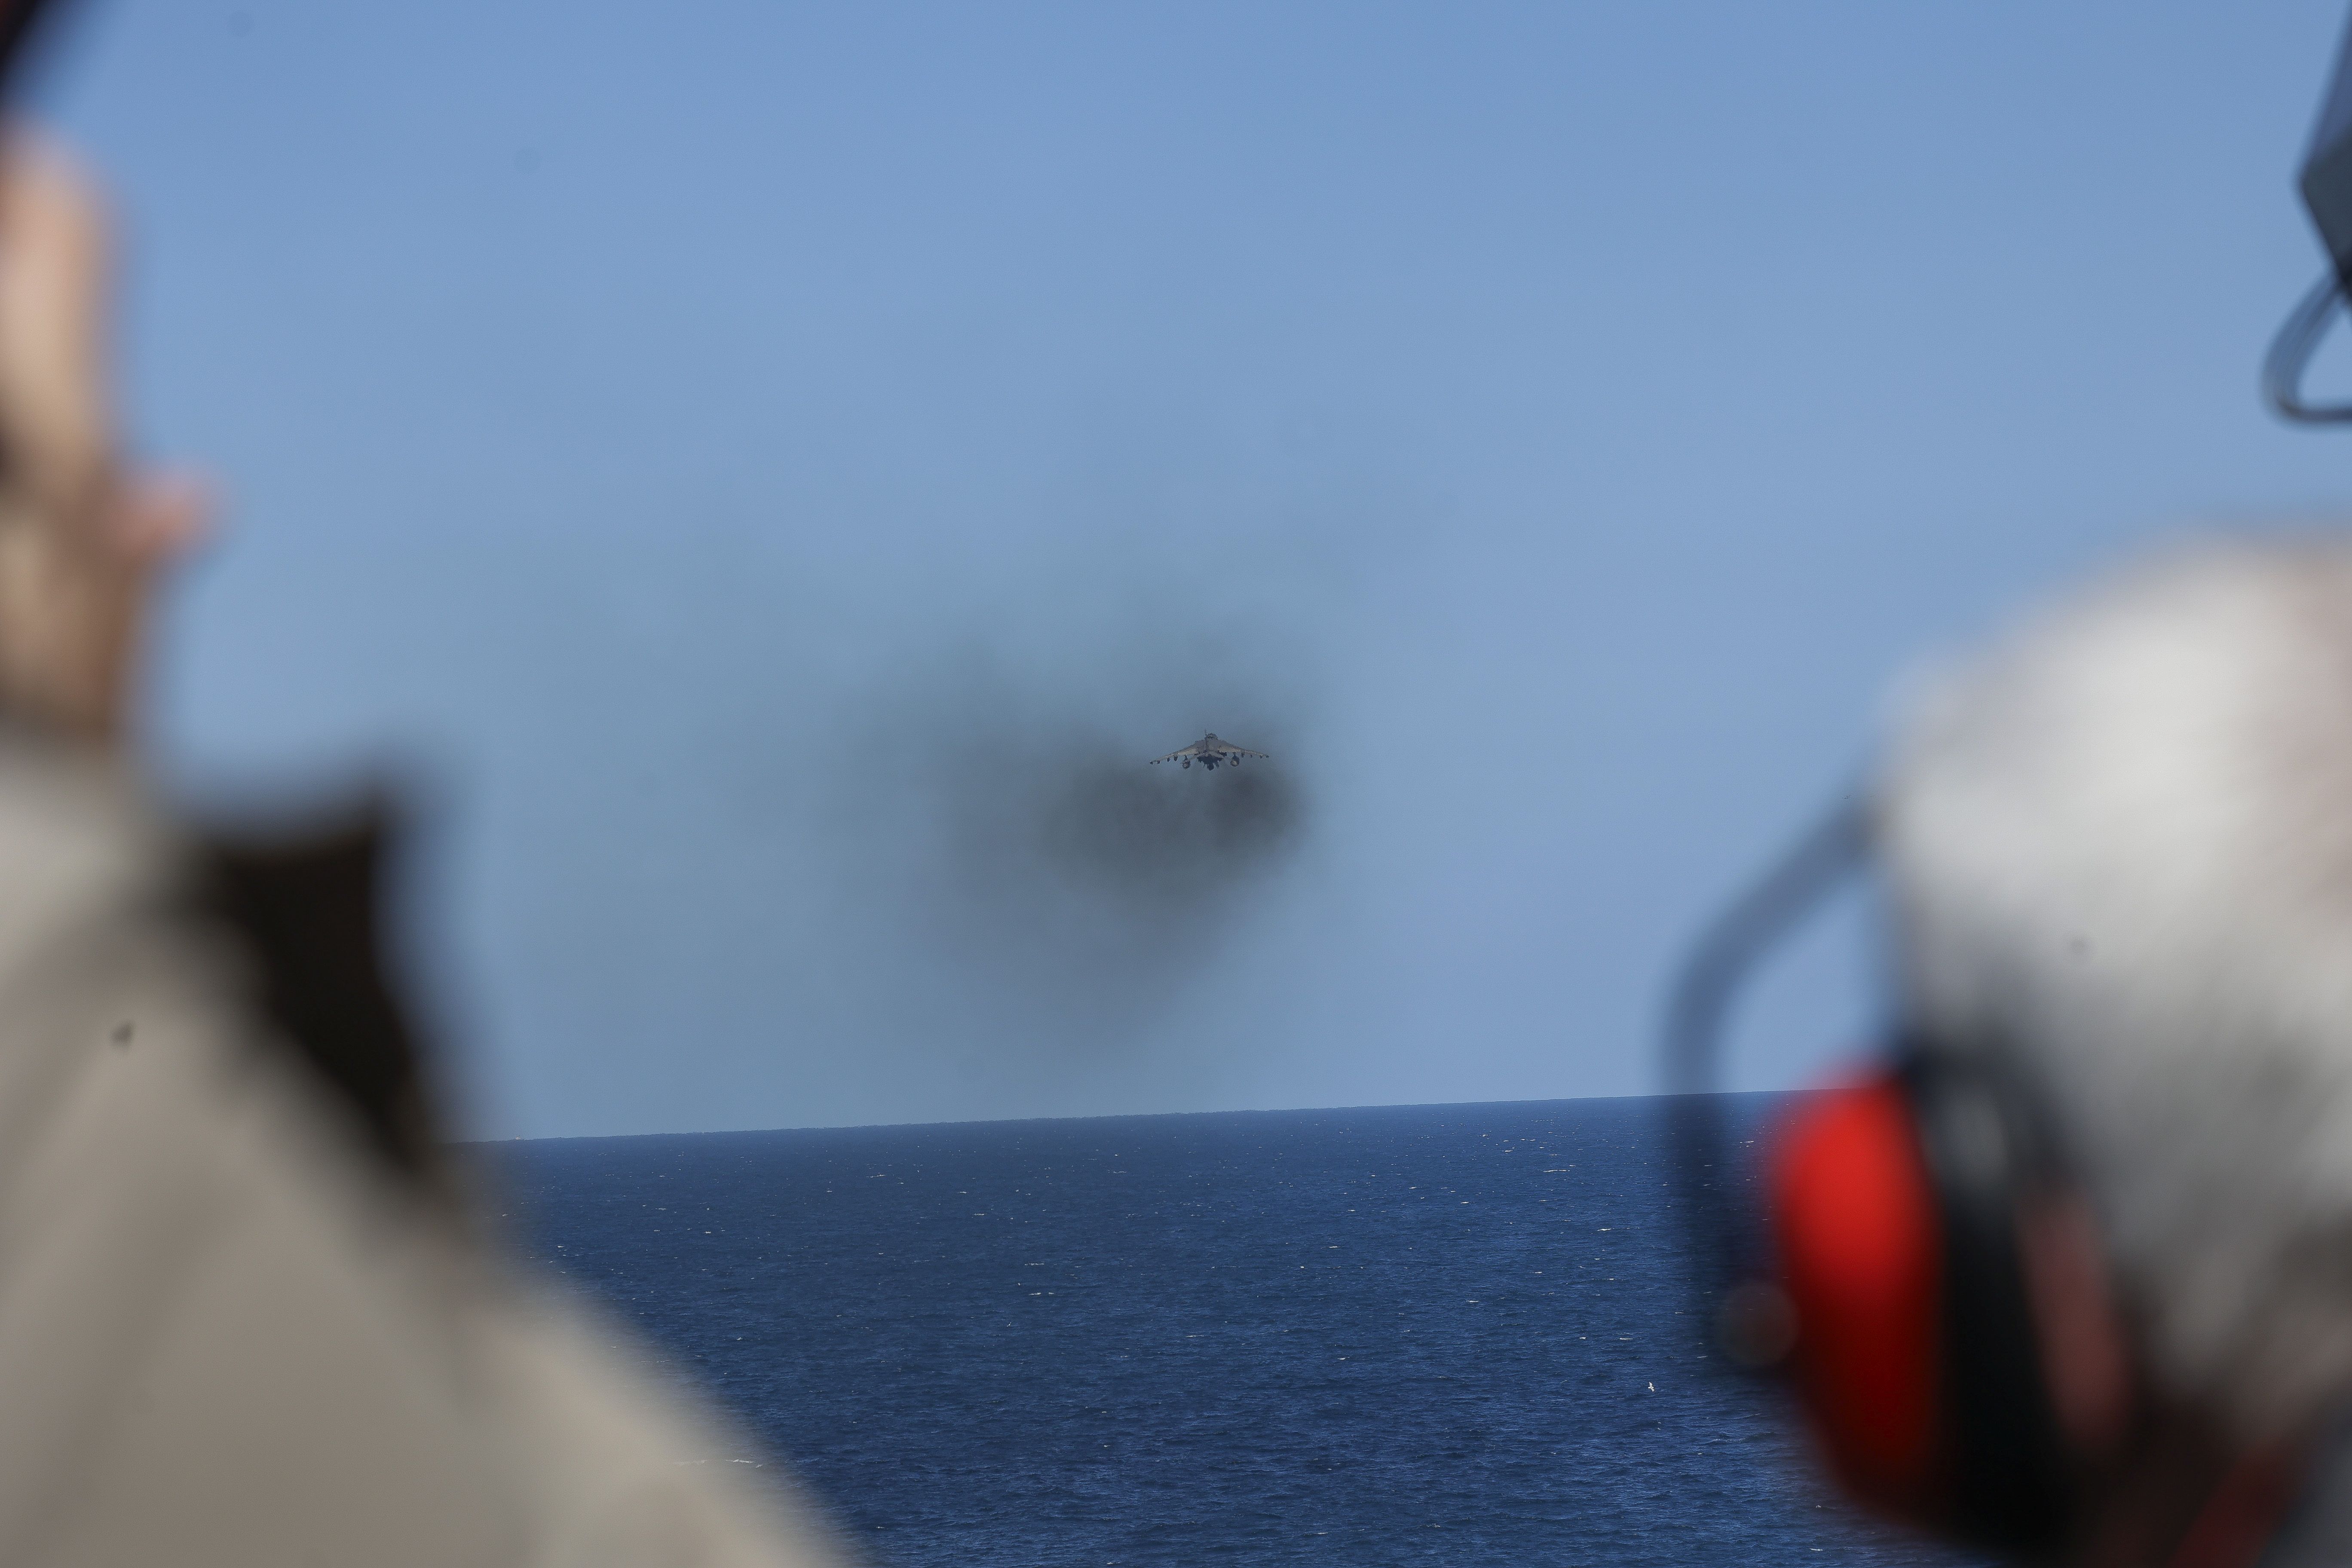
top-left (2264, 270), bottom-right (2352, 425)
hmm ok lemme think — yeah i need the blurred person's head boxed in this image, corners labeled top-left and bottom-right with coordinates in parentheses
top-left (1855, 536), bottom-right (2352, 1561)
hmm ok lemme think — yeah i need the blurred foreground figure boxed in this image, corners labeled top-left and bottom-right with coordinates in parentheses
top-left (1770, 539), bottom-right (2352, 1568)
top-left (0, 140), bottom-right (845, 1565)
top-left (1750, 12), bottom-right (2352, 1559)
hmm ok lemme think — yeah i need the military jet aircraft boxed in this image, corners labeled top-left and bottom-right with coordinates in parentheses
top-left (1150, 733), bottom-right (1269, 771)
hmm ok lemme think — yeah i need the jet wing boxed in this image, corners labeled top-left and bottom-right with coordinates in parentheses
top-left (1149, 747), bottom-right (1197, 765)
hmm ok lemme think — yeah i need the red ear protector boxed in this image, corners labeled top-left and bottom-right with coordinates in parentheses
top-left (1664, 802), bottom-right (2092, 1555)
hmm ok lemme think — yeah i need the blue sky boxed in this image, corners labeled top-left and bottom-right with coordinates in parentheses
top-left (34, 1), bottom-right (2352, 1136)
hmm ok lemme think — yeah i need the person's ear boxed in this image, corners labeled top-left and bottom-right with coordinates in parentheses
top-left (2019, 1190), bottom-right (2134, 1463)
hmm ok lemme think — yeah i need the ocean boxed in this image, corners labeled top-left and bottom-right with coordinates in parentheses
top-left (487, 1096), bottom-right (1988, 1567)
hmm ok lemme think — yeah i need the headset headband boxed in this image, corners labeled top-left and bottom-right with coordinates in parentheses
top-left (1661, 793), bottom-right (1871, 1346)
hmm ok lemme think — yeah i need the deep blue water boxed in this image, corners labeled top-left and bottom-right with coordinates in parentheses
top-left (487, 1096), bottom-right (1985, 1567)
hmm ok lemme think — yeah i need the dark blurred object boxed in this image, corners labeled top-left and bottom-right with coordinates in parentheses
top-left (198, 799), bottom-right (442, 1187)
top-left (2266, 11), bottom-right (2352, 422)
top-left (0, 0), bottom-right (64, 100)
top-left (2303, 18), bottom-right (2352, 283)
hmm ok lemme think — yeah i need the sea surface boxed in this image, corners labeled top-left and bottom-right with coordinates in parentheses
top-left (487, 1096), bottom-right (1988, 1567)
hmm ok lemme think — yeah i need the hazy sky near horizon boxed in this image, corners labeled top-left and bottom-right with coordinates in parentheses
top-left (32, 1), bottom-right (2352, 1137)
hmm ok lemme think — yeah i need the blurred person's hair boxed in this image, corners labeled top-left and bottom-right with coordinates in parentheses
top-left (1880, 536), bottom-right (2352, 1442)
